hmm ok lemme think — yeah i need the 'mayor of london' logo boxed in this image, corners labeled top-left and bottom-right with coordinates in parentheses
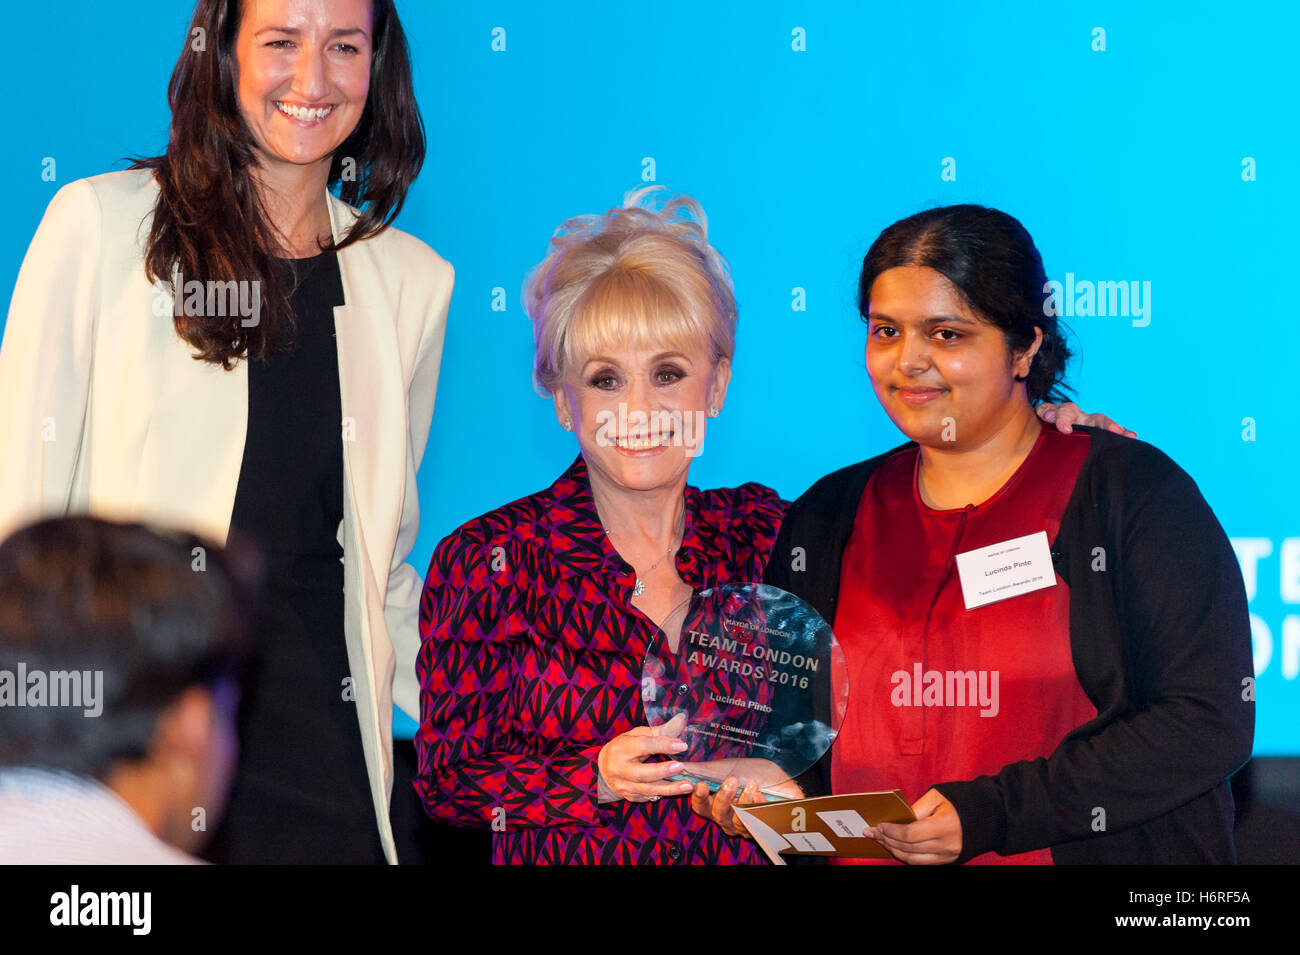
top-left (890, 663), bottom-right (1000, 717)
top-left (0, 664), bottom-right (103, 717)
top-left (1042, 273), bottom-right (1152, 327)
top-left (50, 886), bottom-right (151, 936)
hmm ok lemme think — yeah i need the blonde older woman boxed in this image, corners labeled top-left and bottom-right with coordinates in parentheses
top-left (414, 188), bottom-right (1112, 865)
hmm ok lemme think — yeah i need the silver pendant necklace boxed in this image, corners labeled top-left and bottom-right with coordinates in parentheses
top-left (604, 512), bottom-right (684, 597)
top-left (632, 544), bottom-right (675, 597)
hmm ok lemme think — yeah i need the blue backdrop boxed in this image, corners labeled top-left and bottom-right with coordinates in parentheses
top-left (1, 1), bottom-right (1295, 751)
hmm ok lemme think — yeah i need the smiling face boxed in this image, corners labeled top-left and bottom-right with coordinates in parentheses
top-left (234, 0), bottom-right (373, 173)
top-left (865, 265), bottom-right (1041, 450)
top-left (553, 337), bottom-right (730, 495)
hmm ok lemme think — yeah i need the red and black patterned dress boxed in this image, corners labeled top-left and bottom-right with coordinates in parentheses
top-left (415, 454), bottom-right (787, 864)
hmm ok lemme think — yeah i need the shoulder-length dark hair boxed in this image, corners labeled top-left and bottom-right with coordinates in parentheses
top-left (131, 0), bottom-right (425, 369)
top-left (857, 204), bottom-right (1073, 405)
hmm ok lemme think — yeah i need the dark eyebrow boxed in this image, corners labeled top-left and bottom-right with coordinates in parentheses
top-left (257, 26), bottom-right (371, 40)
top-left (869, 313), bottom-right (978, 326)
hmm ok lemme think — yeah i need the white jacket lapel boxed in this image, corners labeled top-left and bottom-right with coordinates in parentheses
top-left (327, 191), bottom-right (405, 595)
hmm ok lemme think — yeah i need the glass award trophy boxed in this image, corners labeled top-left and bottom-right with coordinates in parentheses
top-left (640, 583), bottom-right (848, 802)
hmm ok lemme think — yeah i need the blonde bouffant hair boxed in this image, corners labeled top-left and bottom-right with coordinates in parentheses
top-left (523, 186), bottom-right (738, 395)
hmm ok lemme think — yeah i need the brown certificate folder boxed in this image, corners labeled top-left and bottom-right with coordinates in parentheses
top-left (732, 791), bottom-right (916, 864)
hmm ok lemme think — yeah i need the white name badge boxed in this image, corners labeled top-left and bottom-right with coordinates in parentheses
top-left (954, 530), bottom-right (1057, 610)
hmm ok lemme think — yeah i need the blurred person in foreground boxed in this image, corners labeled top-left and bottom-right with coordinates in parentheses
top-left (0, 517), bottom-right (260, 864)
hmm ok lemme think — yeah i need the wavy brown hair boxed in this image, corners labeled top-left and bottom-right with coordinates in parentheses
top-left (130, 0), bottom-right (425, 368)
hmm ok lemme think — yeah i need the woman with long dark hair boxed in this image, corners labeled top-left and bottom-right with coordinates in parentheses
top-left (0, 0), bottom-right (452, 863)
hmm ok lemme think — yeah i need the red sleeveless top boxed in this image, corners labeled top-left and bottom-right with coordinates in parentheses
top-left (831, 421), bottom-right (1097, 865)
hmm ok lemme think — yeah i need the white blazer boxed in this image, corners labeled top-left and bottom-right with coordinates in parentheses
top-left (0, 168), bottom-right (454, 864)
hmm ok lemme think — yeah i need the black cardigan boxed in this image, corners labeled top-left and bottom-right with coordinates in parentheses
top-left (764, 426), bottom-right (1255, 864)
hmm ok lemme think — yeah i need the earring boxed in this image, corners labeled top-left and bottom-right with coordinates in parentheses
top-left (562, 417), bottom-right (573, 431)
top-left (708, 406), bottom-right (719, 417)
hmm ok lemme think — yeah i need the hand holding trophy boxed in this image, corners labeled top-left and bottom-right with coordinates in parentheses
top-left (641, 582), bottom-right (849, 832)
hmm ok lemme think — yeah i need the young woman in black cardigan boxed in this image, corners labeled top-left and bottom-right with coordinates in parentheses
top-left (701, 204), bottom-right (1253, 864)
